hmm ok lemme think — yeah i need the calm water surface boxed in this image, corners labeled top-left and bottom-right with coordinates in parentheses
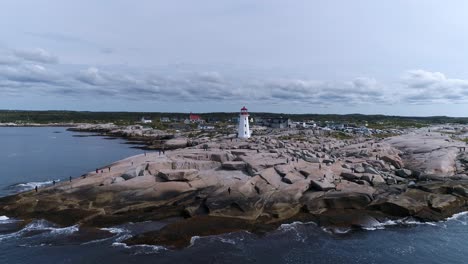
top-left (0, 127), bottom-right (467, 264)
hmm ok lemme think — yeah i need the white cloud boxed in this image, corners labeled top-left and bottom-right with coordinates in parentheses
top-left (400, 70), bottom-right (468, 104)
top-left (13, 48), bottom-right (58, 64)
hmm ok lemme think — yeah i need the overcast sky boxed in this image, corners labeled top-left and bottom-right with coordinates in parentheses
top-left (1, 0), bottom-right (468, 116)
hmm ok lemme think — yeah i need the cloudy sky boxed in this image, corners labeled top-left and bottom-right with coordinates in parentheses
top-left (1, 0), bottom-right (468, 116)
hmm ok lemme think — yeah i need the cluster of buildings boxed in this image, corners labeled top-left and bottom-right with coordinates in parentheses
top-left (139, 107), bottom-right (398, 137)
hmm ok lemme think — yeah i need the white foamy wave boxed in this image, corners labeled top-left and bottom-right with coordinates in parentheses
top-left (112, 242), bottom-right (167, 254)
top-left (189, 236), bottom-right (201, 247)
top-left (101, 227), bottom-right (132, 243)
top-left (279, 221), bottom-right (316, 231)
top-left (0, 220), bottom-right (78, 242)
top-left (446, 211), bottom-right (468, 221)
top-left (132, 244), bottom-right (167, 255)
top-left (321, 227), bottom-right (352, 234)
top-left (13, 179), bottom-right (60, 192)
top-left (49, 225), bottom-right (79, 235)
top-left (81, 237), bottom-right (113, 245)
top-left (0, 231), bottom-right (22, 241)
top-left (101, 227), bottom-right (127, 234)
top-left (279, 221), bottom-right (303, 231)
top-left (112, 242), bottom-right (131, 248)
top-left (0, 215), bottom-right (17, 224)
top-left (277, 221), bottom-right (316, 242)
top-left (18, 243), bottom-right (51, 248)
top-left (23, 220), bottom-right (79, 235)
top-left (362, 218), bottom-right (438, 231)
top-left (218, 237), bottom-right (237, 245)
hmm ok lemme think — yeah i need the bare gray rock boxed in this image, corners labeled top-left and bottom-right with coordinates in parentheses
top-left (158, 169), bottom-right (199, 181)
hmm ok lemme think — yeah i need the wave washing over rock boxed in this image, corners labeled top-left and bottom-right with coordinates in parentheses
top-left (10, 179), bottom-right (60, 192)
top-left (0, 219), bottom-right (78, 242)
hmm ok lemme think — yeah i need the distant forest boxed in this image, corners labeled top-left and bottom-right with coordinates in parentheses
top-left (1, 110), bottom-right (467, 128)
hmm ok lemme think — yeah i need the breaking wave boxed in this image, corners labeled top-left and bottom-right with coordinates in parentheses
top-left (0, 219), bottom-right (78, 242)
top-left (11, 179), bottom-right (60, 192)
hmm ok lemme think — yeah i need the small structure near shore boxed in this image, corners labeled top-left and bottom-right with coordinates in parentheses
top-left (140, 117), bottom-right (152, 124)
top-left (256, 116), bottom-right (291, 129)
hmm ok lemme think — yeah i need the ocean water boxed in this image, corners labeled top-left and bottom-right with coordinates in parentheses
top-left (1, 127), bottom-right (468, 264)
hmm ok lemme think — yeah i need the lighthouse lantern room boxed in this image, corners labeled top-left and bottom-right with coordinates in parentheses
top-left (238, 106), bottom-right (251, 138)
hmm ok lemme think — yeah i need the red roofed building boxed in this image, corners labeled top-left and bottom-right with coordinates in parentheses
top-left (189, 113), bottom-right (203, 123)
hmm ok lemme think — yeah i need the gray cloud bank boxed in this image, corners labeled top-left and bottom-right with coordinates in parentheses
top-left (0, 48), bottom-right (466, 107)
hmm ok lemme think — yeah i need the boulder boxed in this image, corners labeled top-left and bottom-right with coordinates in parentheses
top-left (381, 155), bottom-right (403, 169)
top-left (241, 155), bottom-right (285, 175)
top-left (354, 166), bottom-right (365, 173)
top-left (395, 169), bottom-right (412, 178)
top-left (310, 179), bottom-right (335, 191)
top-left (222, 161), bottom-right (247, 170)
top-left (112, 177), bottom-right (125, 184)
top-left (158, 169), bottom-right (199, 181)
top-left (304, 157), bottom-right (320, 163)
top-left (209, 152), bottom-right (232, 163)
top-left (164, 138), bottom-right (188, 149)
top-left (428, 194), bottom-right (464, 213)
top-left (321, 192), bottom-right (373, 210)
top-left (121, 166), bottom-right (145, 180)
top-left (282, 172), bottom-right (305, 184)
top-left (274, 164), bottom-right (294, 177)
top-left (452, 185), bottom-right (468, 197)
top-left (364, 167), bottom-right (380, 175)
top-left (369, 189), bottom-right (427, 216)
top-left (259, 168), bottom-right (285, 189)
top-left (147, 161), bottom-right (173, 175)
top-left (172, 160), bottom-right (220, 170)
top-left (361, 174), bottom-right (385, 185)
top-left (340, 172), bottom-right (360, 181)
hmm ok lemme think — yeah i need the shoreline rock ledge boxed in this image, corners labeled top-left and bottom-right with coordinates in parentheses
top-left (2, 128), bottom-right (468, 249)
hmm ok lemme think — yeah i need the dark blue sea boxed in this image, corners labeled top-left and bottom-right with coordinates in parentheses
top-left (0, 127), bottom-right (467, 264)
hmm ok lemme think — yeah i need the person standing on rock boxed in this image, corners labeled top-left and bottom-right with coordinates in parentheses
top-left (228, 187), bottom-right (231, 194)
top-left (108, 167), bottom-right (111, 172)
top-left (96, 168), bottom-right (99, 173)
top-left (35, 186), bottom-right (38, 193)
top-left (319, 163), bottom-right (322, 170)
top-left (53, 180), bottom-right (56, 185)
top-left (69, 176), bottom-right (72, 182)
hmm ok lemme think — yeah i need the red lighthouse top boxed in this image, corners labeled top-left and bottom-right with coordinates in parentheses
top-left (240, 106), bottom-right (249, 115)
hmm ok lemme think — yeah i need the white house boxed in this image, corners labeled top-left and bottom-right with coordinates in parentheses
top-left (141, 117), bottom-right (152, 124)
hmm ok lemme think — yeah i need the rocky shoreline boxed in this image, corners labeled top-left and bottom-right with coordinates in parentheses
top-left (2, 127), bottom-right (468, 249)
top-left (67, 123), bottom-right (198, 150)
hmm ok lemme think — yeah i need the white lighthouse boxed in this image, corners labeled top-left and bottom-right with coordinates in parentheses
top-left (238, 106), bottom-right (251, 138)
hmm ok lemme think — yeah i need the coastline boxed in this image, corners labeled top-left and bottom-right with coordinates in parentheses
top-left (2, 125), bottom-right (468, 249)
top-left (0, 123), bottom-right (79, 127)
